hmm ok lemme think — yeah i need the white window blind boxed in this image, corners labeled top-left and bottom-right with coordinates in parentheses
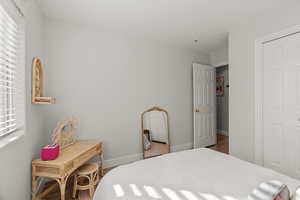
top-left (0, 0), bottom-right (25, 139)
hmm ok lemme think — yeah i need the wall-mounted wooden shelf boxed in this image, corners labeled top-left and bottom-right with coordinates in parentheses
top-left (33, 97), bottom-right (56, 104)
top-left (32, 57), bottom-right (56, 104)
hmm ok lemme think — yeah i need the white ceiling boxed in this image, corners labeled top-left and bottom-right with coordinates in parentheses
top-left (37, 0), bottom-right (299, 54)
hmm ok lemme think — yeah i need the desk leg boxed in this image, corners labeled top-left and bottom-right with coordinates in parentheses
top-left (56, 176), bottom-right (68, 200)
top-left (31, 176), bottom-right (40, 200)
top-left (60, 182), bottom-right (66, 200)
top-left (98, 152), bottom-right (104, 177)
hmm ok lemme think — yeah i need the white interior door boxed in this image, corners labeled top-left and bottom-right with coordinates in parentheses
top-left (262, 32), bottom-right (300, 178)
top-left (193, 63), bottom-right (216, 148)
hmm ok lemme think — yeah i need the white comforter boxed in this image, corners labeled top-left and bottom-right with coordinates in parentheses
top-left (94, 148), bottom-right (300, 200)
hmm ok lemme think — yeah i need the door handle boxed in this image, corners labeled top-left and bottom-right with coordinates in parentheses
top-left (195, 109), bottom-right (200, 113)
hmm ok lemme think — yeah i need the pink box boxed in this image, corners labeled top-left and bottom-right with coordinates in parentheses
top-left (41, 144), bottom-right (60, 161)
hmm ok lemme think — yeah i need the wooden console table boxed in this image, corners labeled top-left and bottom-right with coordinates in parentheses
top-left (31, 141), bottom-right (103, 200)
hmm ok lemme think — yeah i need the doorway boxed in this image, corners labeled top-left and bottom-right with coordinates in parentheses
top-left (193, 63), bottom-right (229, 154)
top-left (210, 65), bottom-right (229, 154)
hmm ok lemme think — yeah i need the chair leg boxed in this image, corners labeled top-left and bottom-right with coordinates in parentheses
top-left (92, 186), bottom-right (96, 197)
top-left (89, 185), bottom-right (94, 199)
top-left (78, 191), bottom-right (82, 200)
top-left (72, 175), bottom-right (77, 198)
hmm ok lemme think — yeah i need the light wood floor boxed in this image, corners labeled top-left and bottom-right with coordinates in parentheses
top-left (43, 134), bottom-right (229, 199)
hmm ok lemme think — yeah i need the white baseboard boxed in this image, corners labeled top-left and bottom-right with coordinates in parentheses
top-left (103, 142), bottom-right (193, 168)
top-left (171, 142), bottom-right (193, 152)
top-left (104, 153), bottom-right (143, 168)
top-left (217, 129), bottom-right (228, 136)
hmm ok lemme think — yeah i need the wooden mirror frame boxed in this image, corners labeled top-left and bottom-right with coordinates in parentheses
top-left (32, 57), bottom-right (56, 104)
top-left (141, 106), bottom-right (170, 159)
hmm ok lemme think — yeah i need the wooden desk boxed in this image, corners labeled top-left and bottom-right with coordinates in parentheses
top-left (31, 141), bottom-right (103, 200)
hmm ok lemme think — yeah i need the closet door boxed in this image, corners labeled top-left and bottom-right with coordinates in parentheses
top-left (263, 37), bottom-right (287, 175)
top-left (262, 32), bottom-right (300, 178)
top-left (285, 33), bottom-right (300, 179)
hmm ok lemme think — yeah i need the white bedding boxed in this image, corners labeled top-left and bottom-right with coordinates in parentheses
top-left (94, 148), bottom-right (300, 200)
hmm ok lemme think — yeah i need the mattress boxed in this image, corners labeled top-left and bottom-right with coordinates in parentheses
top-left (94, 148), bottom-right (300, 200)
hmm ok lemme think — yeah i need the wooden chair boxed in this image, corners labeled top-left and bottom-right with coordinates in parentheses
top-left (73, 163), bottom-right (100, 199)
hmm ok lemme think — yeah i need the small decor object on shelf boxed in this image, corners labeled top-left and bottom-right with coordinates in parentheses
top-left (32, 57), bottom-right (56, 104)
top-left (52, 117), bottom-right (78, 149)
top-left (41, 144), bottom-right (60, 161)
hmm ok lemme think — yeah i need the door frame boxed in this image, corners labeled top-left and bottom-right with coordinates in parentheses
top-left (254, 24), bottom-right (300, 166)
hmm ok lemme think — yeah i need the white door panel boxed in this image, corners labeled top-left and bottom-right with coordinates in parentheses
top-left (262, 32), bottom-right (300, 178)
top-left (193, 63), bottom-right (216, 148)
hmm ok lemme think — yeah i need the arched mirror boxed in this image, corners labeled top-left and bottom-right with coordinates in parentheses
top-left (141, 107), bottom-right (170, 159)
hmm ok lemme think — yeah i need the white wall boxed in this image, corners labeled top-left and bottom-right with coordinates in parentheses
top-left (42, 20), bottom-right (209, 167)
top-left (229, 7), bottom-right (300, 162)
top-left (0, 1), bottom-right (48, 199)
top-left (209, 47), bottom-right (228, 67)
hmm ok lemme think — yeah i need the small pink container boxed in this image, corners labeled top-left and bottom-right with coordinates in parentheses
top-left (41, 144), bottom-right (60, 161)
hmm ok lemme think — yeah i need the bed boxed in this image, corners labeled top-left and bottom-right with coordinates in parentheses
top-left (94, 148), bottom-right (300, 200)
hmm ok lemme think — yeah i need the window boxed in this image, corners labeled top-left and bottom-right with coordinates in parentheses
top-left (0, 0), bottom-right (25, 145)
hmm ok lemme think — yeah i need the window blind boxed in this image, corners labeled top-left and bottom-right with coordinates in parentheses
top-left (0, 0), bottom-right (25, 138)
